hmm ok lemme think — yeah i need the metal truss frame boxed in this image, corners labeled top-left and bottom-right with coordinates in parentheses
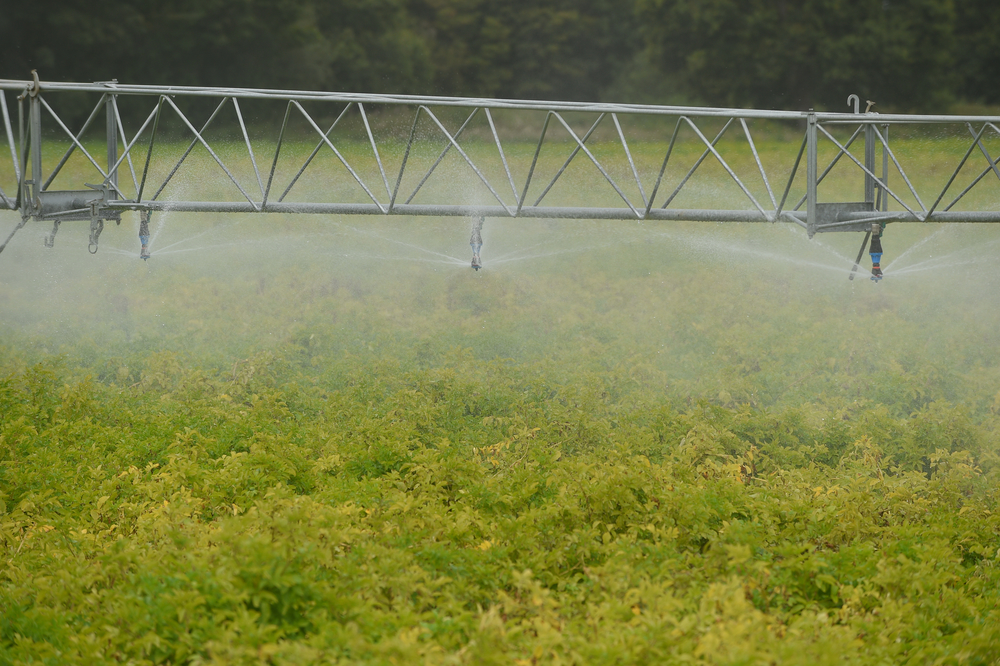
top-left (3, 76), bottom-right (1000, 256)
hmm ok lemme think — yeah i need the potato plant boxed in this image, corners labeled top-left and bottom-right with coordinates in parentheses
top-left (2, 140), bottom-right (1000, 664)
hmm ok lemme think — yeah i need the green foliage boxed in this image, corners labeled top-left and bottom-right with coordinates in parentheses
top-left (0, 0), bottom-right (432, 97)
top-left (635, 0), bottom-right (959, 111)
top-left (3, 140), bottom-right (1000, 660)
top-left (1, 342), bottom-right (999, 662)
top-left (405, 0), bottom-right (638, 100)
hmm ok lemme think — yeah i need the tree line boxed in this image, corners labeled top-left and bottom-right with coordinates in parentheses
top-left (1, 0), bottom-right (996, 112)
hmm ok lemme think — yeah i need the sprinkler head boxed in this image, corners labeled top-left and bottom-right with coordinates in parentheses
top-left (140, 245), bottom-right (150, 261)
top-left (870, 250), bottom-right (882, 282)
top-left (471, 253), bottom-right (482, 271)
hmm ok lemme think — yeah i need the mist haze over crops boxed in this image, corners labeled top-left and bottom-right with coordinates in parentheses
top-left (2, 136), bottom-right (1000, 663)
top-left (3, 204), bottom-right (998, 410)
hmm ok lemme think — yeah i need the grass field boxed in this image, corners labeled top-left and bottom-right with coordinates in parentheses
top-left (1, 135), bottom-right (1000, 664)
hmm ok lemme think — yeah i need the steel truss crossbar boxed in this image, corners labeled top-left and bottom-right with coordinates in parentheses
top-left (7, 79), bottom-right (1000, 123)
top-left (107, 200), bottom-right (1000, 224)
top-left (4, 77), bottom-right (1000, 247)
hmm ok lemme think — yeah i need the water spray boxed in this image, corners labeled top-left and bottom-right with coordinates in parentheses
top-left (470, 216), bottom-right (484, 270)
top-left (139, 210), bottom-right (151, 260)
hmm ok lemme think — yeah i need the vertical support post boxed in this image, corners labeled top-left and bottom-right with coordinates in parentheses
top-left (29, 93), bottom-right (42, 212)
top-left (806, 113), bottom-right (818, 237)
top-left (881, 124), bottom-right (889, 211)
top-left (1, 91), bottom-right (19, 186)
top-left (864, 121), bottom-right (875, 205)
top-left (17, 96), bottom-right (25, 216)
top-left (106, 93), bottom-right (118, 201)
top-left (18, 97), bottom-right (23, 173)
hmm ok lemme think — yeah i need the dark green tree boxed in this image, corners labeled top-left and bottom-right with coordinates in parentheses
top-left (0, 0), bottom-right (431, 93)
top-left (407, 0), bottom-right (640, 100)
top-left (635, 0), bottom-right (956, 111)
top-left (953, 0), bottom-right (1000, 105)
top-left (0, 0), bottom-right (986, 110)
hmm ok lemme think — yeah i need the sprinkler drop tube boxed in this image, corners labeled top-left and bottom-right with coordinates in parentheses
top-left (870, 227), bottom-right (883, 282)
top-left (470, 217), bottom-right (484, 270)
top-left (139, 210), bottom-right (151, 260)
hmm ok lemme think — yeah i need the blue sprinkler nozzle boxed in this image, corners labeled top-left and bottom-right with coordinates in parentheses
top-left (870, 252), bottom-right (882, 282)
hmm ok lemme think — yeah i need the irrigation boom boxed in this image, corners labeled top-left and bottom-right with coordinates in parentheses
top-left (3, 74), bottom-right (1000, 278)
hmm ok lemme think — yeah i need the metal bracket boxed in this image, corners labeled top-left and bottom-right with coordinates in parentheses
top-left (812, 202), bottom-right (876, 233)
top-left (33, 182), bottom-right (121, 224)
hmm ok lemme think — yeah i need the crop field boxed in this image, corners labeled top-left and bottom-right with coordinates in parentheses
top-left (2, 136), bottom-right (1000, 664)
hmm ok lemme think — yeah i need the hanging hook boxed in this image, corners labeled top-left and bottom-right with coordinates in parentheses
top-left (44, 220), bottom-right (60, 248)
top-left (20, 70), bottom-right (41, 101)
top-left (29, 70), bottom-right (40, 98)
top-left (847, 94), bottom-right (860, 114)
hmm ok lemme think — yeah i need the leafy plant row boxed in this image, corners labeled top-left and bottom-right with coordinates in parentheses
top-left (2, 349), bottom-right (998, 664)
